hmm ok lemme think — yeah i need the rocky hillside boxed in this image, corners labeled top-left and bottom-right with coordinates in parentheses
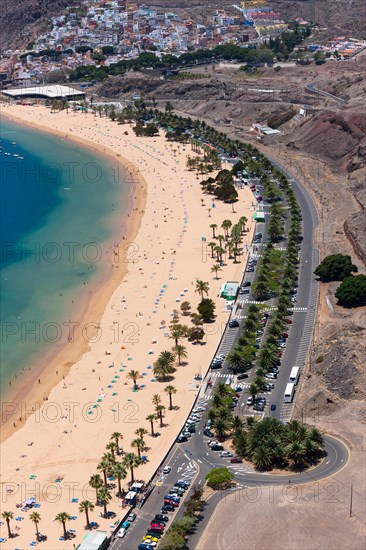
top-left (0, 0), bottom-right (76, 50)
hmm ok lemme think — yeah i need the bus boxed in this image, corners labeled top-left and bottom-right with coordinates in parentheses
top-left (289, 366), bottom-right (300, 385)
top-left (284, 383), bottom-right (295, 403)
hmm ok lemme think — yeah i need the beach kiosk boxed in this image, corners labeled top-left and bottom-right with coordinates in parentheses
top-left (76, 530), bottom-right (110, 550)
top-left (219, 281), bottom-right (239, 301)
top-left (254, 211), bottom-right (265, 223)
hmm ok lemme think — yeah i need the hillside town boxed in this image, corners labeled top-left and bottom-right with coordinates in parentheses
top-left (0, 0), bottom-right (365, 85)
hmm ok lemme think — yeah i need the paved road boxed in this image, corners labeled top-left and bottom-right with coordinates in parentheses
top-left (110, 151), bottom-right (350, 550)
top-left (305, 81), bottom-right (346, 107)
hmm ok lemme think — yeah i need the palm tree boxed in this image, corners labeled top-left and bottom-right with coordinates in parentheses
top-left (210, 223), bottom-right (218, 238)
top-left (106, 441), bottom-right (117, 463)
top-left (156, 404), bottom-right (166, 427)
top-left (131, 438), bottom-right (145, 458)
top-left (211, 264), bottom-right (222, 279)
top-left (152, 394), bottom-right (162, 408)
top-left (146, 413), bottom-right (157, 436)
top-left (123, 452), bottom-right (141, 483)
top-left (252, 280), bottom-right (268, 300)
top-left (208, 242), bottom-right (216, 259)
top-left (29, 511), bottom-right (41, 540)
top-left (216, 234), bottom-right (225, 247)
top-left (55, 512), bottom-right (71, 539)
top-left (97, 458), bottom-right (111, 487)
top-left (169, 325), bottom-right (187, 347)
top-left (174, 344), bottom-right (187, 366)
top-left (215, 245), bottom-right (225, 263)
top-left (239, 216), bottom-right (247, 234)
top-left (135, 427), bottom-right (148, 440)
top-left (112, 463), bottom-right (127, 497)
top-left (226, 349), bottom-right (247, 373)
top-left (213, 417), bottom-right (230, 440)
top-left (195, 279), bottom-right (209, 301)
top-left (285, 441), bottom-right (306, 467)
top-left (153, 350), bottom-right (175, 380)
top-left (221, 219), bottom-right (232, 240)
top-left (89, 474), bottom-right (103, 502)
top-left (79, 500), bottom-right (94, 528)
top-left (249, 383), bottom-right (259, 401)
top-left (164, 385), bottom-right (177, 410)
top-left (126, 369), bottom-right (141, 389)
top-left (252, 445), bottom-right (274, 470)
top-left (111, 432), bottom-right (123, 454)
top-left (97, 487), bottom-right (112, 518)
top-left (2, 511), bottom-right (13, 539)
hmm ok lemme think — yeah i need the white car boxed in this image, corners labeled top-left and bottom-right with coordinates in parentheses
top-left (220, 451), bottom-right (233, 458)
top-left (163, 466), bottom-right (171, 474)
top-left (208, 440), bottom-right (219, 448)
top-left (246, 396), bottom-right (254, 406)
top-left (117, 528), bottom-right (126, 538)
top-left (193, 407), bottom-right (205, 413)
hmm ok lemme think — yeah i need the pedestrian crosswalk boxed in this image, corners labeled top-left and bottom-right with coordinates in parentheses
top-left (291, 306), bottom-right (308, 312)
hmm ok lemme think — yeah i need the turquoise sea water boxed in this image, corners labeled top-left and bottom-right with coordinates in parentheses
top-left (0, 117), bottom-right (131, 394)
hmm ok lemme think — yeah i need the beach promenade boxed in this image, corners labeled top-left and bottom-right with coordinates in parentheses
top-left (0, 105), bottom-right (255, 548)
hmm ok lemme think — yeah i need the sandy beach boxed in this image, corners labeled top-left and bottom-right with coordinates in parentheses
top-left (0, 103), bottom-right (255, 548)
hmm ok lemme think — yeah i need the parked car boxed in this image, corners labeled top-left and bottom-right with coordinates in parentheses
top-left (176, 435), bottom-right (188, 443)
top-left (220, 451), bottom-right (233, 458)
top-left (143, 535), bottom-right (159, 544)
top-left (161, 504), bottom-right (175, 513)
top-left (270, 404), bottom-right (277, 411)
top-left (237, 373), bottom-right (249, 380)
top-left (210, 444), bottom-right (224, 451)
top-left (154, 514), bottom-right (168, 523)
top-left (121, 521), bottom-right (130, 529)
top-left (127, 513), bottom-right (137, 522)
top-left (163, 466), bottom-right (171, 474)
top-left (265, 373), bottom-right (277, 379)
top-left (146, 531), bottom-right (161, 539)
top-left (193, 406), bottom-right (205, 413)
top-left (230, 456), bottom-right (243, 463)
top-left (117, 528), bottom-right (126, 538)
top-left (229, 319), bottom-right (240, 328)
top-left (243, 281), bottom-right (251, 287)
top-left (246, 396), bottom-right (254, 406)
top-left (203, 429), bottom-right (214, 437)
top-left (150, 522), bottom-right (165, 530)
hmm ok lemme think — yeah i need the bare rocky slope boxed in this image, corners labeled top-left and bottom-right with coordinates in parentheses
top-left (0, 0), bottom-right (76, 50)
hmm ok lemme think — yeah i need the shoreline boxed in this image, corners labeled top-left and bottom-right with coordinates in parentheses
top-left (0, 103), bottom-right (255, 549)
top-left (0, 109), bottom-right (147, 441)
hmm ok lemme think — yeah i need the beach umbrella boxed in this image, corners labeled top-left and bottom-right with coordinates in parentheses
top-left (112, 392), bottom-right (118, 396)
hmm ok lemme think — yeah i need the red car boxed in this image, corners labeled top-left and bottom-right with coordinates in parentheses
top-left (164, 499), bottom-right (179, 507)
top-left (285, 319), bottom-right (293, 324)
top-left (150, 523), bottom-right (165, 530)
top-left (230, 456), bottom-right (243, 463)
top-left (283, 333), bottom-right (289, 338)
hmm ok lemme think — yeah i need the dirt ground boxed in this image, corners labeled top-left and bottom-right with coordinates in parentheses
top-left (198, 403), bottom-right (366, 550)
